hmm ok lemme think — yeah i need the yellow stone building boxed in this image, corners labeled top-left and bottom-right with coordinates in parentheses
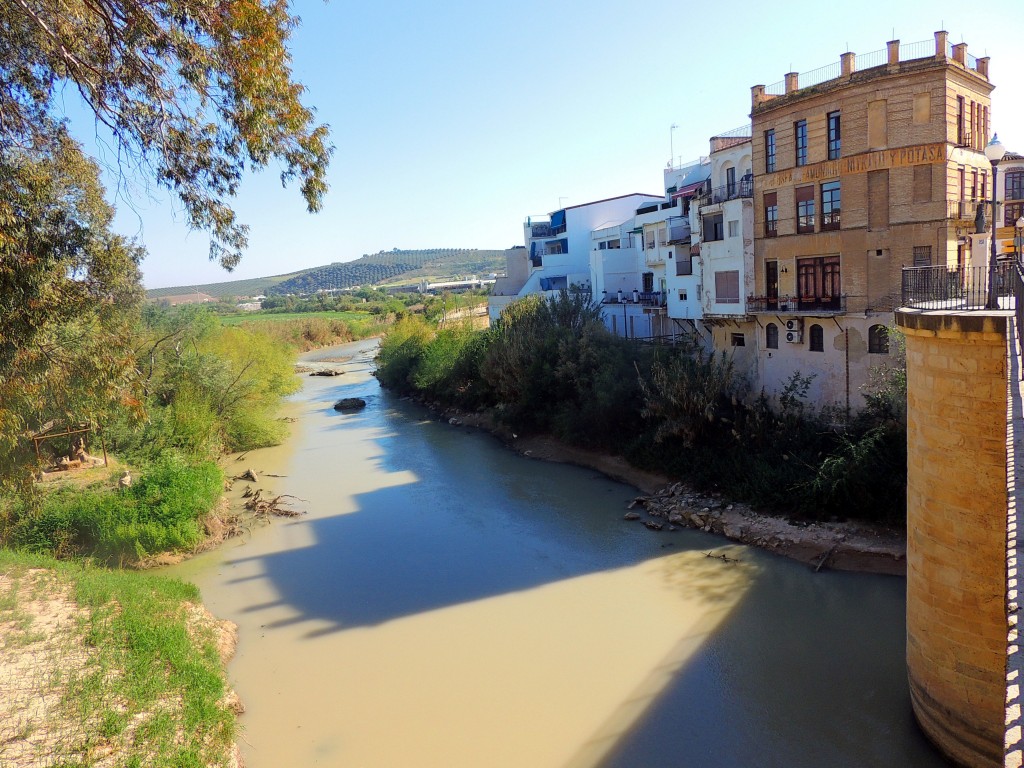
top-left (748, 31), bottom-right (994, 411)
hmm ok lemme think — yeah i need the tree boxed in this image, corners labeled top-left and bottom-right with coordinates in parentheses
top-left (0, 130), bottom-right (145, 485)
top-left (2, 0), bottom-right (332, 268)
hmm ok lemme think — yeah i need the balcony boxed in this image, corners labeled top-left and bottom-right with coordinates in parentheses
top-left (747, 294), bottom-right (847, 314)
top-left (530, 222), bottom-right (553, 238)
top-left (603, 292), bottom-right (666, 308)
top-left (697, 178), bottom-right (753, 207)
top-left (948, 199), bottom-right (993, 222)
top-left (667, 216), bottom-right (691, 244)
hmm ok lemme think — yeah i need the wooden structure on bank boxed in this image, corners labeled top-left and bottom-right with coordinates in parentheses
top-left (28, 420), bottom-right (108, 469)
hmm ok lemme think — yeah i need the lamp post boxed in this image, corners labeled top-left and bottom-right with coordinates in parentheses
top-left (1017, 215), bottom-right (1024, 262)
top-left (985, 134), bottom-right (1006, 308)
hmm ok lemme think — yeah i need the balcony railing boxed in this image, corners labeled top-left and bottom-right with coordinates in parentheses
top-left (948, 199), bottom-right (993, 221)
top-left (601, 291), bottom-right (665, 308)
top-left (901, 263), bottom-right (1019, 310)
top-left (531, 223), bottom-right (553, 238)
top-left (747, 294), bottom-right (847, 314)
top-left (697, 178), bottom-right (753, 206)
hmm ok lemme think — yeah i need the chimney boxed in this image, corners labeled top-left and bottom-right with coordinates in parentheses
top-left (952, 42), bottom-right (967, 65)
top-left (887, 39), bottom-right (900, 67)
top-left (785, 72), bottom-right (799, 94)
top-left (935, 30), bottom-right (948, 60)
top-left (841, 51), bottom-right (856, 76)
top-left (751, 84), bottom-right (766, 107)
top-left (976, 56), bottom-right (990, 78)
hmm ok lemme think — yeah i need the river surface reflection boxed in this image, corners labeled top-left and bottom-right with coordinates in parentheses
top-left (165, 339), bottom-right (946, 767)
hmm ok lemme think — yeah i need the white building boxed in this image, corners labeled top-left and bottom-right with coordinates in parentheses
top-left (661, 158), bottom-right (712, 333)
top-left (489, 194), bottom-right (661, 322)
top-left (690, 127), bottom-right (756, 373)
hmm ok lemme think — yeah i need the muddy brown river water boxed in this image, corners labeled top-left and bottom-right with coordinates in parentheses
top-left (165, 339), bottom-right (947, 767)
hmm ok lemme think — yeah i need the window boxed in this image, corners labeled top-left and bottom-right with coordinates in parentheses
top-left (715, 270), bottom-right (740, 304)
top-left (657, 225), bottom-right (667, 245)
top-left (820, 181), bottom-right (840, 231)
top-left (704, 213), bottom-right (724, 242)
top-left (764, 192), bottom-right (778, 237)
top-left (913, 246), bottom-right (932, 267)
top-left (731, 333), bottom-right (745, 347)
top-left (797, 255), bottom-right (841, 311)
top-left (765, 129), bottom-right (776, 173)
top-left (726, 166), bottom-right (736, 197)
top-left (678, 289), bottom-right (688, 301)
top-left (766, 322), bottom-right (779, 349)
top-left (827, 111), bottom-right (841, 159)
top-left (1007, 171), bottom-right (1024, 201)
top-left (675, 256), bottom-right (692, 276)
top-left (642, 272), bottom-right (654, 293)
top-left (727, 220), bottom-right (739, 238)
top-left (957, 96), bottom-right (967, 146)
top-left (809, 324), bottom-right (824, 352)
top-left (795, 120), bottom-right (808, 166)
top-left (1006, 203), bottom-right (1024, 228)
top-left (981, 171), bottom-right (987, 202)
top-left (796, 186), bottom-right (815, 233)
top-left (868, 324), bottom-right (890, 354)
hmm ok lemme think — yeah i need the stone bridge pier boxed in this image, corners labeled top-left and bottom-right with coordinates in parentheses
top-left (896, 309), bottom-right (1013, 768)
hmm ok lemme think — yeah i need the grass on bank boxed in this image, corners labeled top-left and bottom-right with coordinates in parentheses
top-left (0, 550), bottom-right (237, 768)
top-left (5, 457), bottom-right (223, 566)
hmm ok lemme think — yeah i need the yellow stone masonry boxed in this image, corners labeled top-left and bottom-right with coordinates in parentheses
top-left (898, 310), bottom-right (1008, 768)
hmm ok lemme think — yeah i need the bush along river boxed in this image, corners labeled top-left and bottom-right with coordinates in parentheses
top-left (165, 338), bottom-right (945, 768)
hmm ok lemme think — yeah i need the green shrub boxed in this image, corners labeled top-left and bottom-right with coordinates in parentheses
top-left (375, 316), bottom-right (433, 392)
top-left (10, 456), bottom-right (223, 562)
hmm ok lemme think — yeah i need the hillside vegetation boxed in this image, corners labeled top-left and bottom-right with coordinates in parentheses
top-left (148, 248), bottom-right (508, 299)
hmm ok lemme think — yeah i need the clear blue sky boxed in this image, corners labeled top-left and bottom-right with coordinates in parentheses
top-left (73, 0), bottom-right (1024, 290)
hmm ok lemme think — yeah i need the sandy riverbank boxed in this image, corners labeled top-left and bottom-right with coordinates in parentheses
top-left (426, 402), bottom-right (906, 577)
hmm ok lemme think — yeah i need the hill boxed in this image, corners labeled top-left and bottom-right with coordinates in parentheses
top-left (147, 248), bottom-right (507, 299)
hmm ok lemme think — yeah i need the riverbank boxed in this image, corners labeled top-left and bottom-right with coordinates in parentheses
top-left (432, 402), bottom-right (906, 576)
top-left (0, 552), bottom-right (242, 768)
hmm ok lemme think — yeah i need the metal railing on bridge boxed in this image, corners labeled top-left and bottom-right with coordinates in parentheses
top-left (901, 263), bottom-right (1021, 311)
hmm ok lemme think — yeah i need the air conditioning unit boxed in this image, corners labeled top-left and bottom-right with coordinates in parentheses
top-left (785, 318), bottom-right (803, 332)
top-left (785, 329), bottom-right (803, 344)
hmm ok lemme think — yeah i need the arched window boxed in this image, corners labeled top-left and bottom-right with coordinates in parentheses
top-left (766, 322), bottom-right (778, 349)
top-left (809, 324), bottom-right (824, 352)
top-left (868, 324), bottom-right (889, 354)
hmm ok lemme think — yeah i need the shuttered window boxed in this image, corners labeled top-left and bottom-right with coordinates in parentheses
top-left (715, 270), bottom-right (740, 304)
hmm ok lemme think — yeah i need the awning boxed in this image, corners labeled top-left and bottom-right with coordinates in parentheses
top-left (550, 210), bottom-right (566, 229)
top-left (671, 181), bottom-right (705, 199)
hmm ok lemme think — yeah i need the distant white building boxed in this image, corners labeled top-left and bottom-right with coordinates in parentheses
top-left (489, 194), bottom-right (662, 322)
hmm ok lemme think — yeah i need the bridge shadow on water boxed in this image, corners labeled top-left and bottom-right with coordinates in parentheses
top-left (227, 379), bottom-right (738, 634)
top-left (224, 370), bottom-right (947, 767)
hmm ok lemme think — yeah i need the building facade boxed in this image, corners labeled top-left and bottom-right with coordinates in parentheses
top-left (490, 194), bottom-right (662, 322)
top-left (749, 31), bottom-right (994, 410)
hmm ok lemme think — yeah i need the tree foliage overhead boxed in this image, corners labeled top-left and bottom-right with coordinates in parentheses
top-left (2, 0), bottom-right (332, 268)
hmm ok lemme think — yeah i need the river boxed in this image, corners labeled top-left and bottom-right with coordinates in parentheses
top-left (165, 339), bottom-right (946, 767)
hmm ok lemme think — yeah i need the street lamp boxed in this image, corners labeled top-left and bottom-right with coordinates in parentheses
top-left (1017, 215), bottom-right (1024, 262)
top-left (985, 134), bottom-right (1006, 308)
